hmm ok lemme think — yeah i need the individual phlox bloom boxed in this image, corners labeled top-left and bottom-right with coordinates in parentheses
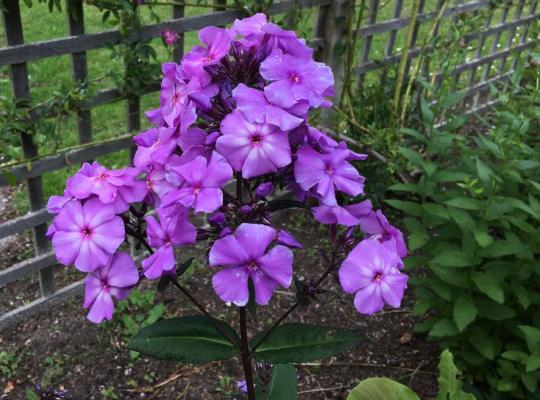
top-left (357, 210), bottom-right (408, 258)
top-left (294, 145), bottom-right (365, 206)
top-left (209, 223), bottom-right (293, 306)
top-left (182, 26), bottom-right (231, 84)
top-left (339, 239), bottom-right (408, 315)
top-left (260, 50), bottom-right (334, 109)
top-left (161, 29), bottom-right (180, 46)
top-left (160, 152), bottom-right (232, 213)
top-left (306, 127), bottom-right (367, 161)
top-left (83, 252), bottom-right (139, 323)
top-left (233, 84), bottom-right (304, 131)
top-left (312, 200), bottom-right (373, 227)
top-left (217, 110), bottom-right (291, 179)
top-left (51, 198), bottom-right (125, 272)
top-left (144, 165), bottom-right (176, 206)
top-left (141, 208), bottom-right (196, 279)
top-left (133, 126), bottom-right (178, 168)
top-left (68, 162), bottom-right (143, 206)
top-left (230, 13), bottom-right (268, 47)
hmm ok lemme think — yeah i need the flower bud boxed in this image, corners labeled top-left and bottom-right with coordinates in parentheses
top-left (277, 229), bottom-right (302, 249)
top-left (255, 182), bottom-right (273, 198)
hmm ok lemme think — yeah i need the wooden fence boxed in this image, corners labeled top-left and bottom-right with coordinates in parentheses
top-left (0, 0), bottom-right (537, 330)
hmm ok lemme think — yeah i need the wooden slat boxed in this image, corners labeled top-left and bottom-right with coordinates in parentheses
top-left (67, 0), bottom-right (92, 144)
top-left (0, 0), bottom-right (330, 66)
top-left (511, 0), bottom-right (538, 71)
top-left (2, 0), bottom-right (54, 296)
top-left (498, 0), bottom-right (526, 73)
top-left (355, 36), bottom-right (534, 75)
top-left (0, 134), bottom-right (134, 186)
top-left (0, 209), bottom-right (51, 240)
top-left (357, 0), bottom-right (380, 89)
top-left (384, 0), bottom-right (404, 57)
top-left (0, 251), bottom-right (56, 287)
top-left (0, 280), bottom-right (84, 331)
top-left (172, 3), bottom-right (185, 62)
top-left (358, 0), bottom-right (489, 37)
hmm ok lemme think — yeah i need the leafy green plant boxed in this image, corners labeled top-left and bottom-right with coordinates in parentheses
top-left (107, 288), bottom-right (164, 359)
top-left (347, 350), bottom-right (475, 400)
top-left (0, 350), bottom-right (20, 378)
top-left (388, 83), bottom-right (540, 398)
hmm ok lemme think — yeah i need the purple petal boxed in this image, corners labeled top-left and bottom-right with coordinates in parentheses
top-left (86, 290), bottom-right (114, 323)
top-left (212, 267), bottom-right (250, 306)
top-left (209, 234), bottom-right (250, 267)
top-left (235, 223), bottom-right (276, 259)
top-left (142, 245), bottom-right (175, 280)
top-left (251, 269), bottom-right (279, 305)
top-left (353, 284), bottom-right (384, 315)
top-left (257, 245), bottom-right (293, 288)
top-left (106, 252), bottom-right (139, 288)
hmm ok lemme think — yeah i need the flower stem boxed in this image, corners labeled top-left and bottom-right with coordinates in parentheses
top-left (251, 245), bottom-right (340, 352)
top-left (168, 278), bottom-right (240, 346)
top-left (239, 307), bottom-right (256, 400)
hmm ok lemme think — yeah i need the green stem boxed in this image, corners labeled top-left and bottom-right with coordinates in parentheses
top-left (239, 307), bottom-right (256, 400)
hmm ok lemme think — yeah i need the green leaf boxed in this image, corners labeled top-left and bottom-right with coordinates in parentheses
top-left (388, 183), bottom-right (420, 193)
top-left (437, 349), bottom-right (459, 398)
top-left (385, 200), bottom-right (423, 216)
top-left (453, 296), bottom-right (477, 332)
top-left (519, 326), bottom-right (540, 353)
top-left (251, 324), bottom-right (363, 363)
top-left (468, 331), bottom-right (495, 360)
top-left (521, 371), bottom-right (538, 393)
top-left (475, 158), bottom-right (494, 183)
top-left (400, 128), bottom-right (427, 144)
top-left (265, 199), bottom-right (307, 212)
top-left (421, 96), bottom-right (435, 125)
top-left (128, 316), bottom-right (240, 364)
top-left (439, 90), bottom-right (467, 109)
top-left (526, 354), bottom-right (540, 372)
top-left (473, 227), bottom-right (494, 248)
top-left (398, 146), bottom-right (424, 168)
top-left (257, 364), bottom-right (297, 400)
top-left (472, 273), bottom-right (504, 304)
top-left (25, 389), bottom-right (39, 400)
top-left (347, 377), bottom-right (420, 400)
top-left (444, 197), bottom-right (482, 210)
top-left (403, 218), bottom-right (429, 251)
top-left (512, 283), bottom-right (530, 309)
top-left (429, 319), bottom-right (459, 338)
top-left (448, 207), bottom-right (476, 231)
top-left (431, 250), bottom-right (475, 268)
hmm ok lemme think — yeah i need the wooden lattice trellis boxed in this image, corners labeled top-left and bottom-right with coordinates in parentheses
top-left (0, 0), bottom-right (537, 330)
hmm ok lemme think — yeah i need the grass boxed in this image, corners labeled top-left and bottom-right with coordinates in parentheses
top-left (0, 0), bottom-right (533, 214)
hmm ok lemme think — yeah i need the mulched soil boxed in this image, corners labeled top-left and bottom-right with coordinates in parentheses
top-left (0, 206), bottom-right (440, 400)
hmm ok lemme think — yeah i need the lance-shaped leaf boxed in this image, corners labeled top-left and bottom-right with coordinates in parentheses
top-left (256, 364), bottom-right (297, 400)
top-left (250, 323), bottom-right (363, 363)
top-left (128, 315), bottom-right (240, 364)
top-left (347, 377), bottom-right (420, 400)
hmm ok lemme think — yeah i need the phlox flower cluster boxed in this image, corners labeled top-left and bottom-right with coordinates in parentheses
top-left (47, 14), bottom-right (408, 323)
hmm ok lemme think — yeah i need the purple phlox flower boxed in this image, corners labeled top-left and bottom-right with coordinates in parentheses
top-left (233, 84), bottom-right (305, 131)
top-left (142, 207), bottom-right (196, 279)
top-left (160, 152), bottom-right (232, 213)
top-left (339, 239), bottom-right (408, 315)
top-left (217, 110), bottom-right (291, 179)
top-left (162, 29), bottom-right (180, 46)
top-left (294, 145), bottom-right (365, 206)
top-left (307, 126), bottom-right (367, 161)
top-left (208, 212), bottom-right (226, 227)
top-left (276, 229), bottom-right (302, 249)
top-left (236, 380), bottom-right (248, 394)
top-left (144, 165), bottom-right (176, 206)
top-left (260, 50), bottom-right (334, 109)
top-left (68, 162), bottom-right (143, 206)
top-left (145, 107), bottom-right (164, 126)
top-left (312, 200), bottom-right (373, 227)
top-left (134, 126), bottom-right (178, 168)
top-left (209, 223), bottom-right (293, 306)
top-left (51, 198), bottom-right (125, 272)
top-left (230, 13), bottom-right (268, 48)
top-left (261, 22), bottom-right (313, 58)
top-left (177, 128), bottom-right (219, 159)
top-left (47, 175), bottom-right (77, 214)
top-left (160, 69), bottom-right (202, 128)
top-left (357, 210), bottom-right (408, 258)
top-left (182, 26), bottom-right (231, 84)
top-left (255, 182), bottom-right (273, 198)
top-left (83, 252), bottom-right (139, 323)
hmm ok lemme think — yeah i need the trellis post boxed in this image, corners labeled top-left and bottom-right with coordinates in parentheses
top-left (2, 0), bottom-right (55, 296)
